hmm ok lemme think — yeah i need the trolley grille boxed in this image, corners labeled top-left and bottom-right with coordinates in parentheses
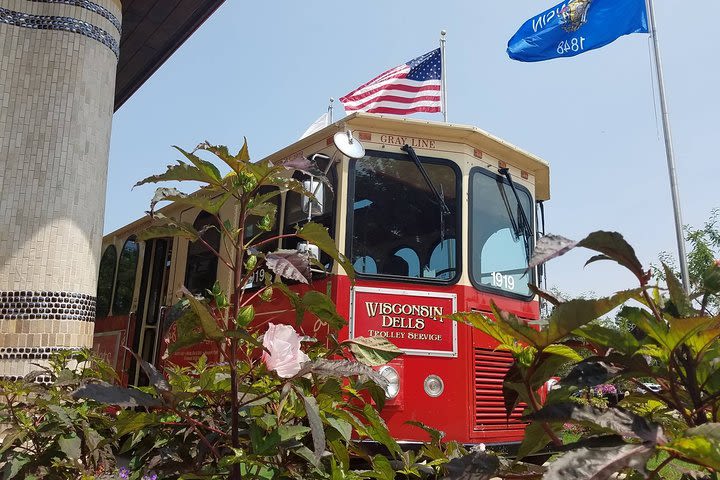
top-left (473, 348), bottom-right (526, 431)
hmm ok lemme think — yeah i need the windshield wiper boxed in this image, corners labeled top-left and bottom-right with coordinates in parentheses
top-left (498, 167), bottom-right (533, 260)
top-left (401, 144), bottom-right (451, 216)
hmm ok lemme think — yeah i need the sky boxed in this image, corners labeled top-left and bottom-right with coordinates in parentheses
top-left (105, 0), bottom-right (720, 298)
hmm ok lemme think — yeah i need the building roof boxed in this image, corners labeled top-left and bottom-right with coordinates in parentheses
top-left (114, 0), bottom-right (225, 111)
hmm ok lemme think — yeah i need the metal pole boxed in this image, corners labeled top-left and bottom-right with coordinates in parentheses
top-left (328, 98), bottom-right (334, 124)
top-left (645, 0), bottom-right (690, 292)
top-left (440, 30), bottom-right (448, 122)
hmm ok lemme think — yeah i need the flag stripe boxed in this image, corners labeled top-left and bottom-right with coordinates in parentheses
top-left (341, 85), bottom-right (441, 108)
top-left (340, 49), bottom-right (442, 116)
top-left (341, 81), bottom-right (441, 104)
top-left (367, 105), bottom-right (442, 115)
top-left (344, 93), bottom-right (442, 112)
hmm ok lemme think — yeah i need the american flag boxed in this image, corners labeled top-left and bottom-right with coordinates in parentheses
top-left (340, 49), bottom-right (442, 115)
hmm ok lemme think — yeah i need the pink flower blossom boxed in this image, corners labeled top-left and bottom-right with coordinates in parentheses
top-left (262, 323), bottom-right (310, 378)
top-left (715, 259), bottom-right (720, 267)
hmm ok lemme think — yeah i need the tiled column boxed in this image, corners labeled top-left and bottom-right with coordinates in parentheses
top-left (0, 0), bottom-right (121, 379)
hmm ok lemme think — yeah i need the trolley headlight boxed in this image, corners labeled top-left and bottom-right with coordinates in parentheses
top-left (378, 366), bottom-right (400, 399)
top-left (424, 374), bottom-right (444, 398)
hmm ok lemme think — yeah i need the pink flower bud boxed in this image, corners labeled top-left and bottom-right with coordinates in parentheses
top-left (261, 323), bottom-right (310, 378)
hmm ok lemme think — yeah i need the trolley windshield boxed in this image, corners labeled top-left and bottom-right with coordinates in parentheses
top-left (349, 152), bottom-right (459, 282)
top-left (470, 168), bottom-right (534, 298)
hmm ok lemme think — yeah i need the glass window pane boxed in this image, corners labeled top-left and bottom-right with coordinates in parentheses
top-left (283, 157), bottom-right (336, 269)
top-left (112, 238), bottom-right (139, 315)
top-left (470, 170), bottom-right (533, 297)
top-left (96, 245), bottom-right (117, 318)
top-left (185, 212), bottom-right (220, 296)
top-left (350, 154), bottom-right (458, 281)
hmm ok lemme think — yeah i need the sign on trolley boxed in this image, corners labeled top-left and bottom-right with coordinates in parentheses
top-left (349, 286), bottom-right (457, 357)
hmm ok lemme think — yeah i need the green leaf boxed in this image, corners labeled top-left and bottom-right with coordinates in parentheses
top-left (545, 289), bottom-right (639, 346)
top-left (136, 213), bottom-right (200, 242)
top-left (490, 302), bottom-right (545, 347)
top-left (405, 420), bottom-right (444, 445)
top-left (543, 344), bottom-right (583, 362)
top-left (149, 187), bottom-right (218, 215)
top-left (516, 421), bottom-right (552, 460)
top-left (0, 428), bottom-right (27, 454)
top-left (662, 423), bottom-right (720, 470)
top-left (115, 411), bottom-right (160, 437)
top-left (181, 287), bottom-right (224, 341)
top-left (344, 336), bottom-right (404, 366)
top-left (448, 311), bottom-right (520, 354)
top-left (172, 145), bottom-right (223, 185)
top-left (576, 323), bottom-right (639, 355)
top-left (663, 262), bottom-right (694, 317)
top-left (369, 454), bottom-right (396, 480)
top-left (302, 290), bottom-right (346, 329)
top-left (249, 424), bottom-right (281, 455)
top-left (529, 347), bottom-right (582, 389)
top-left (363, 403), bottom-right (401, 457)
top-left (278, 425), bottom-right (311, 442)
top-left (134, 160), bottom-right (220, 188)
top-left (58, 433), bottom-right (82, 460)
top-left (166, 301), bottom-right (205, 355)
top-left (5, 454), bottom-right (30, 479)
top-left (297, 222), bottom-right (355, 281)
top-left (326, 417), bottom-right (353, 442)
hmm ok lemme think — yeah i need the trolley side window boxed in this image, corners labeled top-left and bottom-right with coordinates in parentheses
top-left (96, 245), bottom-right (117, 318)
top-left (112, 237), bottom-right (140, 315)
top-left (283, 156), bottom-right (337, 270)
top-left (185, 211), bottom-right (221, 296)
top-left (349, 152), bottom-right (459, 282)
top-left (470, 168), bottom-right (534, 298)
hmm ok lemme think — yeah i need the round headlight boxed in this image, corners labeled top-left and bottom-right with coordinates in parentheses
top-left (378, 365), bottom-right (400, 399)
top-left (424, 374), bottom-right (444, 398)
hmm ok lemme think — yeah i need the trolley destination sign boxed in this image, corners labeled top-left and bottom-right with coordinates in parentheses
top-left (350, 286), bottom-right (457, 357)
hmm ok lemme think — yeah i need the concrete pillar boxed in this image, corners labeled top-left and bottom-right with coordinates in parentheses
top-left (0, 0), bottom-right (121, 379)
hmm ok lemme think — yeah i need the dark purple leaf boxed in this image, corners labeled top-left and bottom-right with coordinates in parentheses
top-left (544, 443), bottom-right (653, 480)
top-left (528, 234), bottom-right (578, 268)
top-left (266, 249), bottom-right (311, 284)
top-left (529, 403), bottom-right (665, 444)
top-left (442, 450), bottom-right (500, 480)
top-left (72, 382), bottom-right (161, 408)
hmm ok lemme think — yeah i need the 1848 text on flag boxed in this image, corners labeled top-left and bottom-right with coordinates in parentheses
top-left (340, 49), bottom-right (442, 115)
top-left (507, 0), bottom-right (648, 62)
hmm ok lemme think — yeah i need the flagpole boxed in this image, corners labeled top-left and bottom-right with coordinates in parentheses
top-left (645, 0), bottom-right (690, 292)
top-left (328, 98), bottom-right (334, 124)
top-left (440, 30), bottom-right (448, 122)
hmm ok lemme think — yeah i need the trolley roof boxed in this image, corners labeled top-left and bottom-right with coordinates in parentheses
top-left (265, 113), bottom-right (550, 201)
top-left (106, 113), bottom-right (550, 239)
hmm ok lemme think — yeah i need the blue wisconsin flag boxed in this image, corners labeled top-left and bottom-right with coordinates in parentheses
top-left (507, 0), bottom-right (648, 62)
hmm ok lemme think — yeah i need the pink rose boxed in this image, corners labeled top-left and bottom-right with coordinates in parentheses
top-left (261, 323), bottom-right (310, 378)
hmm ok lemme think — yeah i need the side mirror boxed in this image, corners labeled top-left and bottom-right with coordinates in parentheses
top-left (302, 178), bottom-right (325, 217)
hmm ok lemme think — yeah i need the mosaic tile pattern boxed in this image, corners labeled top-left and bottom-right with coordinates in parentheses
top-left (0, 6), bottom-right (118, 57)
top-left (27, 0), bottom-right (121, 33)
top-left (0, 291), bottom-right (96, 322)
